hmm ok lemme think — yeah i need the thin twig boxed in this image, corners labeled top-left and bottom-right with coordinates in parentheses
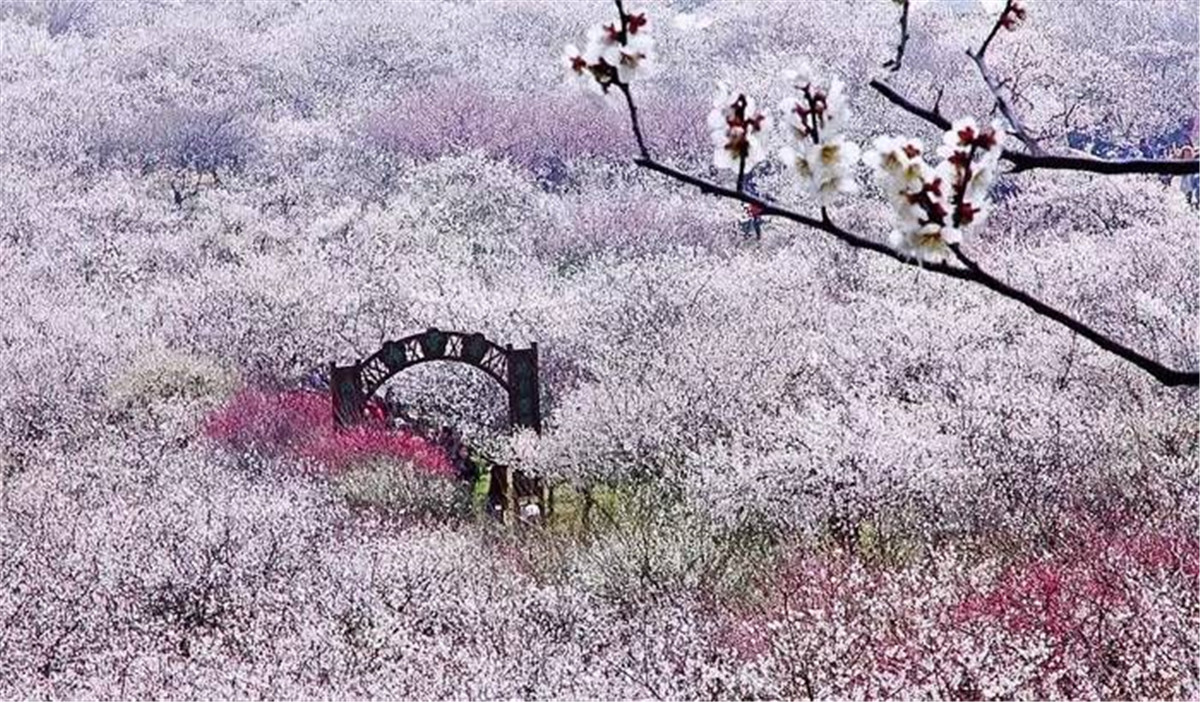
top-left (871, 80), bottom-right (952, 130)
top-left (611, 0), bottom-right (650, 160)
top-left (949, 244), bottom-right (983, 274)
top-left (975, 0), bottom-right (1011, 60)
top-left (882, 0), bottom-right (911, 73)
top-left (617, 83), bottom-right (651, 159)
top-left (969, 0), bottom-right (1045, 154)
top-left (969, 50), bottom-right (1045, 156)
top-left (1056, 333), bottom-right (1078, 390)
top-left (869, 80), bottom-right (1200, 176)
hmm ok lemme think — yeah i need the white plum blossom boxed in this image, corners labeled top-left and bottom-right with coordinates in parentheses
top-left (777, 62), bottom-right (861, 202)
top-left (866, 119), bottom-right (1005, 263)
top-left (779, 139), bottom-right (861, 202)
top-left (779, 64), bottom-right (852, 140)
top-left (887, 222), bottom-right (962, 263)
top-left (563, 9), bottom-right (655, 94)
top-left (610, 31), bottom-right (655, 83)
top-left (562, 44), bottom-right (605, 95)
top-left (588, 16), bottom-right (655, 84)
top-left (862, 135), bottom-right (924, 173)
top-left (999, 0), bottom-right (1029, 30)
top-left (939, 116), bottom-right (1005, 228)
top-left (708, 83), bottom-right (770, 173)
top-left (863, 136), bottom-right (932, 213)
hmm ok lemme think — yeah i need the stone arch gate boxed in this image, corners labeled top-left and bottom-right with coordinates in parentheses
top-left (330, 327), bottom-right (547, 519)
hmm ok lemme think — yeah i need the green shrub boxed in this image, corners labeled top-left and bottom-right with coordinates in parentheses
top-left (107, 349), bottom-right (238, 409)
top-left (549, 480), bottom-right (781, 603)
top-left (333, 458), bottom-right (470, 521)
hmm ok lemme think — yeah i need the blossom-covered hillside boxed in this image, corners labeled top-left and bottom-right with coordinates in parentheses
top-left (0, 0), bottom-right (1196, 698)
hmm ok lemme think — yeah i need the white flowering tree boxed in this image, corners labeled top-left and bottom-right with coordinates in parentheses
top-left (562, 0), bottom-right (1199, 387)
top-left (0, 1), bottom-right (1196, 697)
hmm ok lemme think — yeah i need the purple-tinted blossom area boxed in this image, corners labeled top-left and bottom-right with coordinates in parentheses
top-left (361, 79), bottom-right (710, 172)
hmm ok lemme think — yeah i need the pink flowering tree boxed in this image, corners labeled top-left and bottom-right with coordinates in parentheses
top-left (203, 387), bottom-right (454, 476)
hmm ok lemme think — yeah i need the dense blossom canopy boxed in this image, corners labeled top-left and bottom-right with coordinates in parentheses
top-left (0, 0), bottom-right (1196, 698)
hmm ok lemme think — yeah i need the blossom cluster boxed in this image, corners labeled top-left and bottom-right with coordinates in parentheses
top-left (998, 0), bottom-right (1029, 30)
top-left (865, 117), bottom-right (1005, 262)
top-left (777, 63), bottom-right (860, 202)
top-left (558, 10), bottom-right (1023, 260)
top-left (562, 8), bottom-right (654, 95)
top-left (707, 83), bottom-right (771, 173)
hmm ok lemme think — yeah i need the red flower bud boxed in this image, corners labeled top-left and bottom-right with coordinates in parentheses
top-left (975, 129), bottom-right (998, 150)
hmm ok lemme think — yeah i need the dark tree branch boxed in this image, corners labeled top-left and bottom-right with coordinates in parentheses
top-left (949, 243), bottom-right (983, 274)
top-left (882, 0), bottom-right (911, 73)
top-left (869, 80), bottom-right (1200, 176)
top-left (608, 80), bottom-right (1197, 387)
top-left (974, 0), bottom-right (1011, 60)
top-left (968, 50), bottom-right (1045, 156)
top-left (968, 1), bottom-right (1044, 154)
top-left (591, 0), bottom-right (1197, 387)
top-left (1003, 153), bottom-right (1200, 176)
top-left (616, 83), bottom-right (651, 159)
top-left (610, 0), bottom-right (650, 160)
top-left (871, 79), bottom-right (951, 130)
top-left (634, 157), bottom-right (1197, 386)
